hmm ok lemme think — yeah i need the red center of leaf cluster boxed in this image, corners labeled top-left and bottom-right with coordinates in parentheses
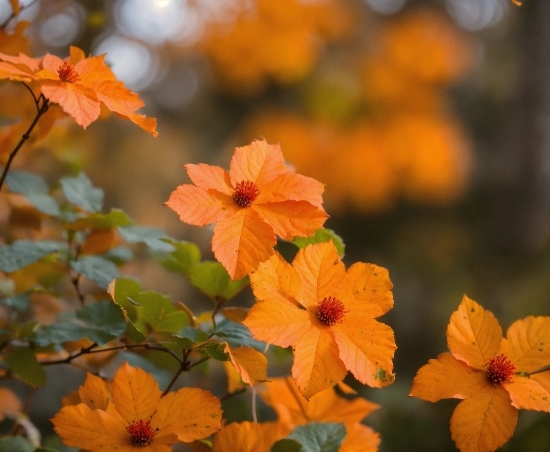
top-left (126, 419), bottom-right (157, 446)
top-left (486, 354), bottom-right (515, 385)
top-left (57, 62), bottom-right (81, 83)
top-left (233, 180), bottom-right (260, 207)
top-left (318, 296), bottom-right (347, 326)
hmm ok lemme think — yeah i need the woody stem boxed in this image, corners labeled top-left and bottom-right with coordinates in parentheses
top-left (0, 93), bottom-right (49, 191)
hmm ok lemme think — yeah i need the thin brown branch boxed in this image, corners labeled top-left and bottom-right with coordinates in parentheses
top-left (0, 0), bottom-right (41, 30)
top-left (0, 93), bottom-right (49, 190)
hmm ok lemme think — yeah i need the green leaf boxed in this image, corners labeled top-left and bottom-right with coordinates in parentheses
top-left (71, 208), bottom-right (133, 229)
top-left (34, 322), bottom-right (115, 346)
top-left (0, 437), bottom-right (36, 452)
top-left (178, 326), bottom-right (208, 344)
top-left (0, 240), bottom-right (65, 273)
top-left (118, 225), bottom-right (175, 253)
top-left (108, 278), bottom-right (145, 342)
top-left (70, 256), bottom-right (119, 288)
top-left (34, 299), bottom-right (125, 347)
top-left (1, 293), bottom-right (30, 312)
top-left (291, 228), bottom-right (345, 257)
top-left (188, 261), bottom-right (248, 300)
top-left (270, 439), bottom-right (303, 452)
top-left (14, 321), bottom-right (37, 340)
top-left (214, 319), bottom-right (265, 351)
top-left (76, 300), bottom-right (126, 336)
top-left (159, 239), bottom-right (201, 274)
top-left (6, 171), bottom-right (61, 217)
top-left (171, 335), bottom-right (195, 349)
top-left (204, 342), bottom-right (229, 361)
top-left (60, 172), bottom-right (103, 212)
top-left (104, 246), bottom-right (133, 262)
top-left (287, 423), bottom-right (346, 452)
top-left (5, 347), bottom-right (46, 387)
top-left (133, 291), bottom-right (188, 334)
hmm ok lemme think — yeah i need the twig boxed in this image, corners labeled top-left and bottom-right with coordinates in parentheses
top-left (40, 342), bottom-right (182, 366)
top-left (0, 93), bottom-right (49, 190)
top-left (0, 0), bottom-right (41, 30)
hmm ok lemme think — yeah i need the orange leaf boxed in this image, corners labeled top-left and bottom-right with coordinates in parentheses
top-left (0, 387), bottom-right (22, 421)
top-left (292, 322), bottom-right (347, 399)
top-left (261, 172), bottom-right (325, 207)
top-left (167, 139), bottom-right (327, 280)
top-left (223, 360), bottom-right (246, 393)
top-left (185, 163), bottom-right (233, 194)
top-left (261, 377), bottom-right (379, 427)
top-left (212, 209), bottom-right (276, 280)
top-left (292, 240), bottom-right (346, 309)
top-left (253, 200), bottom-right (328, 240)
top-left (165, 184), bottom-right (237, 226)
top-left (211, 421), bottom-right (281, 452)
top-left (225, 343), bottom-right (268, 386)
top-left (77, 373), bottom-right (111, 411)
top-left (409, 352), bottom-right (488, 402)
top-left (9, 0), bottom-right (20, 16)
top-left (450, 386), bottom-right (517, 452)
top-left (40, 83), bottom-right (100, 129)
top-left (229, 140), bottom-right (286, 188)
top-left (340, 423), bottom-right (380, 452)
top-left (506, 316), bottom-right (550, 373)
top-left (51, 404), bottom-right (132, 452)
top-left (447, 295), bottom-right (502, 369)
top-left (152, 387), bottom-right (222, 443)
top-left (111, 362), bottom-right (162, 423)
top-left (81, 228), bottom-right (120, 255)
top-left (222, 306), bottom-right (248, 323)
top-left (243, 298), bottom-right (310, 348)
top-left (333, 317), bottom-right (396, 387)
top-left (249, 251), bottom-right (301, 303)
top-left (338, 262), bottom-right (394, 318)
top-left (505, 375), bottom-right (550, 412)
top-left (0, 22), bottom-right (31, 56)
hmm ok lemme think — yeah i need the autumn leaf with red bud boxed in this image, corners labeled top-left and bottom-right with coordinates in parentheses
top-left (410, 295), bottom-right (550, 452)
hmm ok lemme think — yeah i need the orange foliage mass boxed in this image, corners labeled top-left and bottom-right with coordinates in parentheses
top-left (0, 46), bottom-right (157, 136)
top-left (240, 8), bottom-right (474, 212)
top-left (165, 139), bottom-right (328, 280)
top-left (201, 0), bottom-right (355, 94)
top-left (52, 362), bottom-right (222, 451)
top-left (261, 376), bottom-right (380, 452)
top-left (245, 110), bottom-right (471, 212)
top-left (410, 295), bottom-right (550, 452)
top-left (244, 240), bottom-right (396, 399)
top-left (0, 21), bottom-right (30, 56)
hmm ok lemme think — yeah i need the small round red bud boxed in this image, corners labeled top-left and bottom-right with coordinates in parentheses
top-left (318, 296), bottom-right (347, 326)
